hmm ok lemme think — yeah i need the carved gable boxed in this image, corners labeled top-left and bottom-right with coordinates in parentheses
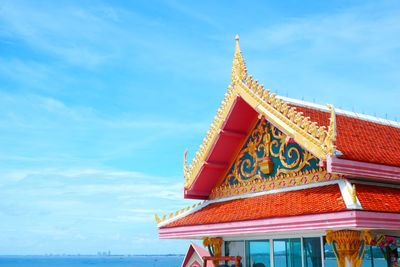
top-left (209, 118), bottom-right (343, 199)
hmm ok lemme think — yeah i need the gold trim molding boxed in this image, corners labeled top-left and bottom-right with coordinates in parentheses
top-left (155, 200), bottom-right (205, 225)
top-left (183, 84), bottom-right (237, 189)
top-left (210, 170), bottom-right (344, 200)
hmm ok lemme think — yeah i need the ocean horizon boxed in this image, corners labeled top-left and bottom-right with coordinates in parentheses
top-left (0, 255), bottom-right (185, 267)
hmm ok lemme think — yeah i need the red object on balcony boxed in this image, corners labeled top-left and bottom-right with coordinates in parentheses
top-left (202, 256), bottom-right (242, 267)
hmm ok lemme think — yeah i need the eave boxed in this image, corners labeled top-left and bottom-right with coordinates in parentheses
top-left (184, 96), bottom-right (258, 199)
top-left (159, 210), bottom-right (400, 239)
top-left (158, 180), bottom-right (400, 237)
top-left (327, 156), bottom-right (400, 181)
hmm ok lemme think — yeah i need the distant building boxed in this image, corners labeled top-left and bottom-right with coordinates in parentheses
top-left (156, 37), bottom-right (400, 267)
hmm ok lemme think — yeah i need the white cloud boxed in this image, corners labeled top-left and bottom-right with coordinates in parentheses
top-left (0, 164), bottom-right (197, 254)
top-left (245, 5), bottom-right (400, 61)
top-left (0, 2), bottom-right (123, 67)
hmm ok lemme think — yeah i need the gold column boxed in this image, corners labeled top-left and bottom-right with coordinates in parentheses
top-left (203, 237), bottom-right (223, 266)
top-left (326, 230), bottom-right (372, 267)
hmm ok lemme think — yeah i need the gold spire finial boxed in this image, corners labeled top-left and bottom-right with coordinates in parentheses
top-left (231, 35), bottom-right (247, 84)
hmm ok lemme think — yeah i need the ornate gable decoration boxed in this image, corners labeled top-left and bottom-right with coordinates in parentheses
top-left (210, 119), bottom-right (342, 199)
top-left (222, 119), bottom-right (319, 185)
top-left (183, 36), bottom-right (336, 190)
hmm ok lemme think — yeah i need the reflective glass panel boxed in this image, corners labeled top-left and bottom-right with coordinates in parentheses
top-left (246, 240), bottom-right (270, 267)
top-left (372, 246), bottom-right (388, 267)
top-left (360, 245), bottom-right (372, 267)
top-left (303, 237), bottom-right (322, 267)
top-left (224, 241), bottom-right (244, 267)
top-left (323, 239), bottom-right (337, 267)
top-left (273, 239), bottom-right (301, 267)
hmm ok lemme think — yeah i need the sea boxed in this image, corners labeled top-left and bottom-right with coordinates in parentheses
top-left (0, 255), bottom-right (185, 267)
top-left (0, 256), bottom-right (388, 267)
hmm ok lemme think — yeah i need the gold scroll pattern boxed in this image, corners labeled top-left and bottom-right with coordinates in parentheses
top-left (210, 171), bottom-right (344, 200)
top-left (221, 119), bottom-right (319, 186)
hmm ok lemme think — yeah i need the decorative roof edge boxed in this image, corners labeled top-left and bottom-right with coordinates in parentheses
top-left (337, 179), bottom-right (362, 209)
top-left (156, 178), bottom-right (347, 228)
top-left (210, 170), bottom-right (344, 200)
top-left (155, 200), bottom-right (207, 228)
top-left (183, 36), bottom-right (336, 189)
top-left (183, 81), bottom-right (237, 189)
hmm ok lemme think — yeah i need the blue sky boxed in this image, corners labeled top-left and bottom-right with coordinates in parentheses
top-left (0, 0), bottom-right (399, 255)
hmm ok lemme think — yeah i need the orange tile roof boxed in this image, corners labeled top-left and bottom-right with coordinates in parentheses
top-left (293, 105), bottom-right (400, 167)
top-left (356, 184), bottom-right (400, 213)
top-left (162, 184), bottom-right (346, 228)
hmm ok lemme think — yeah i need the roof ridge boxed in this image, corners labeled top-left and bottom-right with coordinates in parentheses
top-left (278, 96), bottom-right (400, 129)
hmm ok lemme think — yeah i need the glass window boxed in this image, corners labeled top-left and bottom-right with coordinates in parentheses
top-left (246, 240), bottom-right (270, 267)
top-left (225, 241), bottom-right (245, 267)
top-left (371, 246), bottom-right (388, 267)
top-left (360, 245), bottom-right (372, 267)
top-left (274, 239), bottom-right (301, 267)
top-left (323, 238), bottom-right (337, 267)
top-left (303, 237), bottom-right (322, 267)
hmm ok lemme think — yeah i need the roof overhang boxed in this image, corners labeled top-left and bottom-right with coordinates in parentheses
top-left (327, 156), bottom-right (400, 181)
top-left (159, 210), bottom-right (400, 239)
top-left (184, 96), bottom-right (258, 199)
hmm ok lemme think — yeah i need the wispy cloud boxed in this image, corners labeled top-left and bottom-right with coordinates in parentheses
top-left (245, 5), bottom-right (400, 61)
top-left (1, 0), bottom-right (399, 256)
top-left (0, 165), bottom-right (197, 253)
top-left (0, 0), bottom-right (228, 80)
top-left (239, 2), bottom-right (400, 117)
top-left (163, 0), bottom-right (222, 30)
top-left (0, 2), bottom-right (124, 67)
top-left (0, 91), bottom-right (208, 167)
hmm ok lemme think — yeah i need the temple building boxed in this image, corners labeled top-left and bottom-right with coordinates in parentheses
top-left (155, 37), bottom-right (400, 267)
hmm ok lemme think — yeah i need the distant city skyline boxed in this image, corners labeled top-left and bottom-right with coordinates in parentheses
top-left (0, 0), bottom-right (399, 255)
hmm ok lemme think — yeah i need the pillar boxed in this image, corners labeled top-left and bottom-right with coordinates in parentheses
top-left (326, 230), bottom-right (372, 267)
top-left (203, 237), bottom-right (222, 266)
